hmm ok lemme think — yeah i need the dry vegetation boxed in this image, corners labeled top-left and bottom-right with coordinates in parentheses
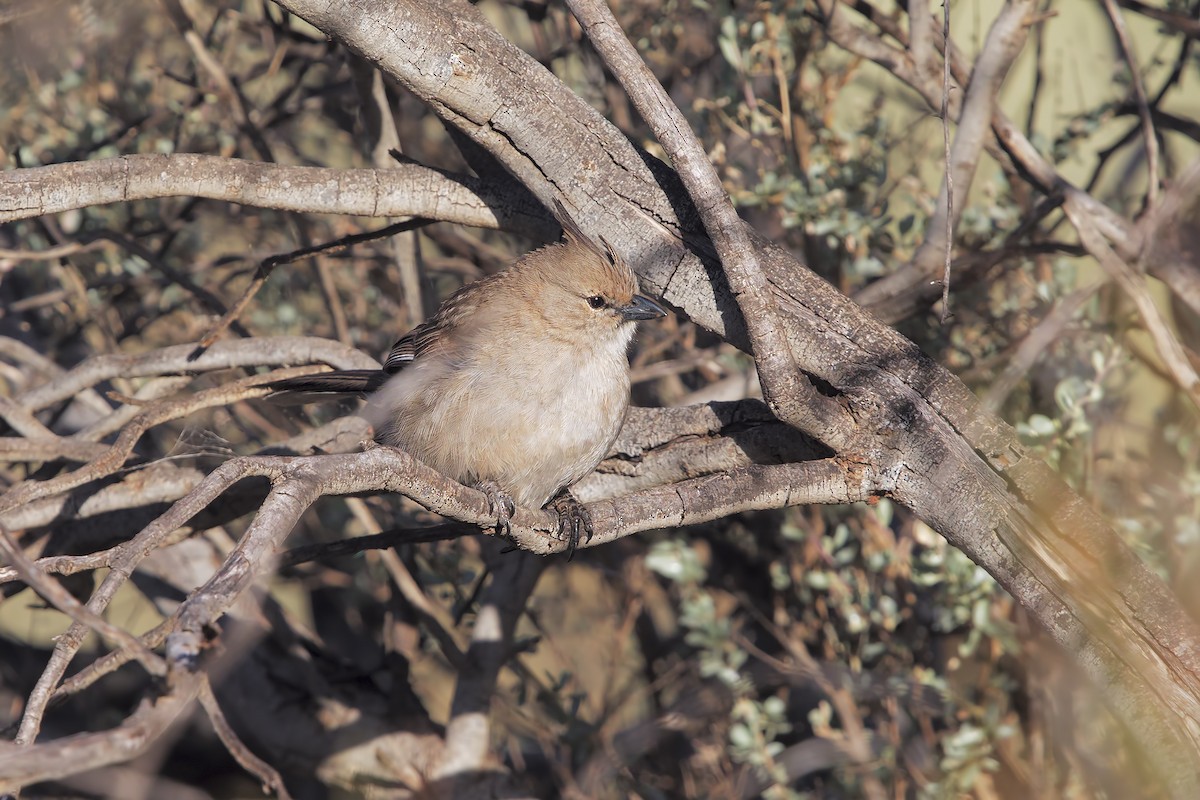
top-left (2, 0), bottom-right (1200, 798)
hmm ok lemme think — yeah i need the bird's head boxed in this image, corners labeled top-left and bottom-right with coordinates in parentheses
top-left (520, 215), bottom-right (666, 349)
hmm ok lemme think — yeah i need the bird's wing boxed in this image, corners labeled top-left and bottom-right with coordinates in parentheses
top-left (381, 326), bottom-right (425, 373)
top-left (380, 274), bottom-right (495, 374)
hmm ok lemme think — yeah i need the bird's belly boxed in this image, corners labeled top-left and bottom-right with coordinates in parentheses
top-left (367, 355), bottom-right (628, 508)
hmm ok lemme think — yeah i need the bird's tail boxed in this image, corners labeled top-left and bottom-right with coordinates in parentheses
top-left (266, 370), bottom-right (389, 404)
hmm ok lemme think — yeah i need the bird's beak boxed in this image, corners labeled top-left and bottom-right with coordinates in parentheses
top-left (618, 294), bottom-right (667, 321)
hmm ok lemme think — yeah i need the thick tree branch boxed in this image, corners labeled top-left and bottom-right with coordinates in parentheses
top-left (253, 1), bottom-right (1200, 792)
top-left (5, 0), bottom-right (1199, 794)
top-left (0, 154), bottom-right (553, 237)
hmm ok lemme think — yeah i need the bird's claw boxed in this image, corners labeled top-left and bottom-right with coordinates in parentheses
top-left (550, 491), bottom-right (593, 560)
top-left (477, 480), bottom-right (515, 537)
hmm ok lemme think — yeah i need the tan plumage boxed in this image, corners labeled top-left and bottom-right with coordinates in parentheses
top-left (270, 212), bottom-right (665, 545)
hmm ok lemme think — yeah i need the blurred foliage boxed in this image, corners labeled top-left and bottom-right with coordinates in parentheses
top-left (2, 0), bottom-right (1199, 798)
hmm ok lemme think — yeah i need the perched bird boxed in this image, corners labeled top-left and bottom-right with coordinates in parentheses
top-left (270, 210), bottom-right (666, 554)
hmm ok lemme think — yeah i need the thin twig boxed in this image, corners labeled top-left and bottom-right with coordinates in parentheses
top-left (278, 523), bottom-right (467, 567)
top-left (939, 0), bottom-right (953, 321)
top-left (11, 457), bottom-right (257, 747)
top-left (982, 282), bottom-right (1105, 411)
top-left (0, 524), bottom-right (167, 677)
top-left (51, 622), bottom-right (174, 705)
top-left (0, 366), bottom-right (318, 515)
top-left (351, 57), bottom-right (429, 328)
top-left (1063, 191), bottom-right (1200, 408)
top-left (0, 671), bottom-right (202, 793)
top-left (15, 336), bottom-right (377, 413)
top-left (190, 218), bottom-right (432, 358)
top-left (0, 240), bottom-right (110, 261)
top-left (1102, 0), bottom-right (1160, 211)
top-left (344, 497), bottom-right (469, 666)
top-left (198, 676), bottom-right (294, 800)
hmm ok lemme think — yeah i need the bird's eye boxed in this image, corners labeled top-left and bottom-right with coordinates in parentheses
top-left (586, 295), bottom-right (606, 310)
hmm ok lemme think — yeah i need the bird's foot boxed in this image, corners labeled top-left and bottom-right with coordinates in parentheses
top-left (476, 480), bottom-right (515, 537)
top-left (549, 490), bottom-right (593, 560)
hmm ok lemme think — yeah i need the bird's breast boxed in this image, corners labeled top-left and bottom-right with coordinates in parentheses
top-left (366, 342), bottom-right (631, 508)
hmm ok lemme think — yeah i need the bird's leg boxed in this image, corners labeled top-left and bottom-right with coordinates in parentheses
top-left (549, 489), bottom-right (593, 560)
top-left (476, 480), bottom-right (515, 537)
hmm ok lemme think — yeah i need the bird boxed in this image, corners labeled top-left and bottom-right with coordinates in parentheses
top-left (269, 207), bottom-right (666, 555)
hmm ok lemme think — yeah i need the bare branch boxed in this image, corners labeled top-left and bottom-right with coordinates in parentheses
top-left (350, 56), bottom-right (431, 327)
top-left (1063, 190), bottom-right (1200, 406)
top-left (432, 542), bottom-right (543, 790)
top-left (0, 366), bottom-right (320, 515)
top-left (566, 0), bottom-right (854, 450)
top-left (16, 336), bottom-right (377, 413)
top-left (0, 154), bottom-right (555, 237)
top-left (1117, 0), bottom-right (1200, 38)
top-left (982, 282), bottom-right (1105, 411)
top-left (0, 672), bottom-right (202, 794)
top-left (939, 0), bottom-right (954, 320)
top-left (851, 0), bottom-right (1038, 313)
top-left (1102, 0), bottom-right (1161, 209)
top-left (0, 524), bottom-right (167, 676)
top-left (197, 673), bottom-right (293, 799)
top-left (10, 457), bottom-right (259, 747)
